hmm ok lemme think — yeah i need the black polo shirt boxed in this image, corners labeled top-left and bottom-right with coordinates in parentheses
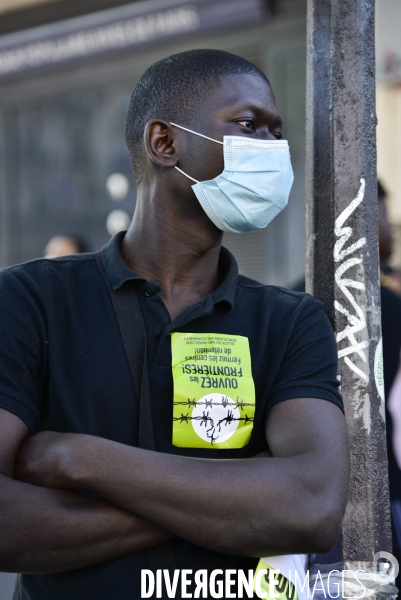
top-left (0, 232), bottom-right (342, 600)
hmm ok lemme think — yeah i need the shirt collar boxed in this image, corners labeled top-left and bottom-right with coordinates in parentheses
top-left (100, 231), bottom-right (238, 309)
top-left (101, 231), bottom-right (144, 289)
top-left (211, 245), bottom-right (238, 309)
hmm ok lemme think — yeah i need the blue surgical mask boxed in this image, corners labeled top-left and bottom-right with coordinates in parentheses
top-left (170, 122), bottom-right (294, 234)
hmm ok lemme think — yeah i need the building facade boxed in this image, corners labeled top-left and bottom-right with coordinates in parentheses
top-left (0, 0), bottom-right (307, 287)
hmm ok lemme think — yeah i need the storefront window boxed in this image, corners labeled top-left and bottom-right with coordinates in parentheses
top-left (3, 86), bottom-right (135, 261)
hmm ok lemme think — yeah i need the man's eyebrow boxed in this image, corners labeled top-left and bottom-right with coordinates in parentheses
top-left (255, 111), bottom-right (284, 129)
top-left (224, 103), bottom-right (283, 127)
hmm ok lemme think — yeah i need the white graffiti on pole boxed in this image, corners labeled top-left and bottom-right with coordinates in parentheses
top-left (334, 178), bottom-right (369, 384)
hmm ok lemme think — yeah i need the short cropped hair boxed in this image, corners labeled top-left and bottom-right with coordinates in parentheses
top-left (125, 49), bottom-right (269, 183)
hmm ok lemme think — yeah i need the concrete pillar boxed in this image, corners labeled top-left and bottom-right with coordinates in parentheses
top-left (305, 0), bottom-right (392, 560)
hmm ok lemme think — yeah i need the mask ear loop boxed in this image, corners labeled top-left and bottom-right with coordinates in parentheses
top-left (174, 167), bottom-right (199, 184)
top-left (143, 125), bottom-right (201, 183)
top-left (169, 122), bottom-right (224, 183)
top-left (169, 122), bottom-right (224, 145)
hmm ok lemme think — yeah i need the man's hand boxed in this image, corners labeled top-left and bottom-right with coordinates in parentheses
top-left (0, 409), bottom-right (174, 574)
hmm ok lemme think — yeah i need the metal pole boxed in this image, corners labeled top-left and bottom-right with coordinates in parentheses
top-left (305, 0), bottom-right (392, 561)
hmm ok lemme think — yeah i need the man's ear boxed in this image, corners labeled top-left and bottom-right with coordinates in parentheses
top-left (144, 120), bottom-right (180, 168)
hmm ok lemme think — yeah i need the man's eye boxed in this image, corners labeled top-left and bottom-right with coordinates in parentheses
top-left (237, 120), bottom-right (254, 130)
top-left (274, 132), bottom-right (282, 140)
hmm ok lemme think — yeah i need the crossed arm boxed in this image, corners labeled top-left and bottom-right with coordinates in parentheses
top-left (0, 409), bottom-right (173, 574)
top-left (0, 397), bottom-right (349, 574)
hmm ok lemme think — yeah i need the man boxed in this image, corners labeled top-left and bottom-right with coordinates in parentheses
top-left (0, 50), bottom-right (349, 599)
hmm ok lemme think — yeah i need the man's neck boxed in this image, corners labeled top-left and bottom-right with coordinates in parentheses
top-left (121, 190), bottom-right (224, 321)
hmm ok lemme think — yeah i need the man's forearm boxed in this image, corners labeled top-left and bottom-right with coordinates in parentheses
top-left (15, 399), bottom-right (348, 560)
top-left (0, 473), bottom-right (172, 574)
top-left (67, 436), bottom-right (337, 558)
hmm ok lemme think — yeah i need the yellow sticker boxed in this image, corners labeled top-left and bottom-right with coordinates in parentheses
top-left (171, 332), bottom-right (255, 448)
top-left (254, 559), bottom-right (299, 600)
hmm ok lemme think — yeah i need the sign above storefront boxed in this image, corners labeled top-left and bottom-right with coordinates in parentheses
top-left (0, 0), bottom-right (271, 78)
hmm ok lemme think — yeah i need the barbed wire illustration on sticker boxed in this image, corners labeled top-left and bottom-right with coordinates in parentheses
top-left (173, 395), bottom-right (254, 411)
top-left (173, 395), bottom-right (254, 445)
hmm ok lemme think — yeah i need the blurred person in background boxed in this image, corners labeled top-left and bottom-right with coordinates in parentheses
top-left (289, 181), bottom-right (401, 581)
top-left (379, 180), bottom-right (401, 296)
top-left (44, 234), bottom-right (90, 258)
top-left (378, 181), bottom-right (401, 585)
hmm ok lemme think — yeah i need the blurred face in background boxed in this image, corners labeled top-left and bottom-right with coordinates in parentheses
top-left (44, 235), bottom-right (83, 258)
top-left (378, 196), bottom-right (394, 261)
